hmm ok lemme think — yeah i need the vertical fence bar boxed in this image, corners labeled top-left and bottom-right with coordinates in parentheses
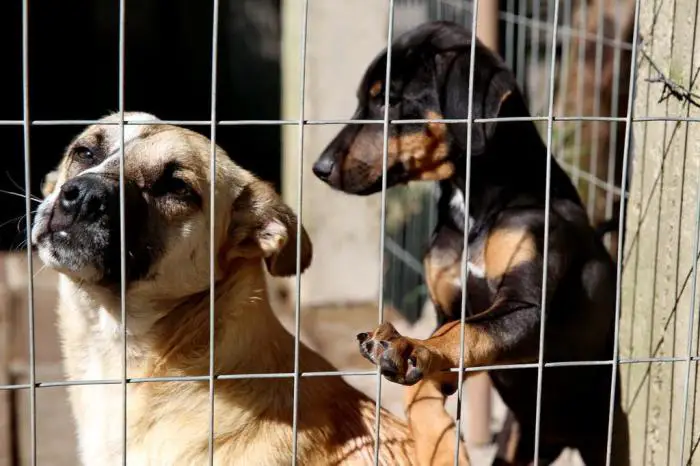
top-left (505, 0), bottom-right (515, 69)
top-left (117, 0), bottom-right (128, 462)
top-left (530, 0), bottom-right (540, 110)
top-left (572, 0), bottom-right (586, 190)
top-left (556, 0), bottom-right (571, 156)
top-left (516, 0), bottom-right (527, 88)
top-left (290, 0), bottom-right (310, 463)
top-left (677, 0), bottom-right (700, 461)
top-left (587, 0), bottom-right (605, 221)
top-left (604, 2), bottom-right (624, 239)
top-left (531, 0), bottom-right (560, 463)
top-left (21, 0), bottom-right (36, 463)
top-left (544, 0), bottom-right (555, 117)
top-left (453, 1), bottom-right (480, 463)
top-left (207, 0), bottom-right (221, 464)
top-left (373, 1), bottom-right (396, 463)
top-left (604, 0), bottom-right (641, 464)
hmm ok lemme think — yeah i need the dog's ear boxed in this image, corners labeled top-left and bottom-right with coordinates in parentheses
top-left (228, 180), bottom-right (313, 277)
top-left (436, 45), bottom-right (523, 156)
top-left (41, 170), bottom-right (59, 198)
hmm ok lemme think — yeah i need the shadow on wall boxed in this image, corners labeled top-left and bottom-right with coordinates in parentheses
top-left (0, 0), bottom-right (282, 250)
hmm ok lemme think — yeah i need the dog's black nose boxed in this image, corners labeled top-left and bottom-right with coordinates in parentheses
top-left (58, 175), bottom-right (111, 221)
top-left (312, 156), bottom-right (335, 181)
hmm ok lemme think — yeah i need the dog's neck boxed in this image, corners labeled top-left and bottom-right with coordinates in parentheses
top-left (58, 259), bottom-right (295, 379)
top-left (446, 119), bottom-right (583, 226)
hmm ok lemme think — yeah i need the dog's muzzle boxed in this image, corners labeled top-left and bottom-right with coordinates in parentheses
top-left (32, 173), bottom-right (156, 284)
top-left (55, 174), bottom-right (114, 228)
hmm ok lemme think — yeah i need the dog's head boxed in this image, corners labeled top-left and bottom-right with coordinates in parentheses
top-left (31, 112), bottom-right (312, 297)
top-left (312, 21), bottom-right (523, 195)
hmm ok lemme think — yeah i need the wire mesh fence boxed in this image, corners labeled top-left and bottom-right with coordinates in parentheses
top-left (3, 0), bottom-right (700, 465)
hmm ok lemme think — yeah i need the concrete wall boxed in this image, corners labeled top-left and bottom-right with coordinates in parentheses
top-left (620, 1), bottom-right (700, 464)
top-left (280, 0), bottom-right (389, 307)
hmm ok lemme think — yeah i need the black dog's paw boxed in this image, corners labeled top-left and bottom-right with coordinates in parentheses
top-left (356, 322), bottom-right (435, 385)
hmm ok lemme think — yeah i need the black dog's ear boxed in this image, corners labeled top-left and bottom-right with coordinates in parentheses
top-left (437, 46), bottom-right (523, 156)
top-left (227, 180), bottom-right (313, 277)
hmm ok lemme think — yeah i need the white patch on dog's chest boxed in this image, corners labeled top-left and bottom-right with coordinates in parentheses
top-left (444, 186), bottom-right (484, 284)
top-left (450, 251), bottom-right (486, 288)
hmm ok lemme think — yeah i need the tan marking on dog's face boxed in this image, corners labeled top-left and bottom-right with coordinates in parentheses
top-left (337, 110), bottom-right (453, 192)
top-left (484, 227), bottom-right (536, 280)
top-left (369, 81), bottom-right (383, 98)
top-left (33, 111), bottom-right (312, 296)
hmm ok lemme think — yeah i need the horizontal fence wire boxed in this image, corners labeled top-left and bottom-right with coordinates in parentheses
top-left (3, 116), bottom-right (700, 126)
top-left (3, 355), bottom-right (700, 391)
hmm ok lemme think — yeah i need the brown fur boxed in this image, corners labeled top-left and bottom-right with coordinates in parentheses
top-left (423, 236), bottom-right (462, 316)
top-left (360, 225), bottom-right (537, 384)
top-left (483, 228), bottom-right (536, 280)
top-left (32, 112), bottom-right (468, 466)
top-left (370, 81), bottom-right (383, 98)
top-left (341, 111), bottom-right (453, 185)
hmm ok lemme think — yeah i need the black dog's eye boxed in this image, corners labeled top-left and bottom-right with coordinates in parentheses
top-left (376, 89), bottom-right (401, 107)
top-left (72, 146), bottom-right (95, 163)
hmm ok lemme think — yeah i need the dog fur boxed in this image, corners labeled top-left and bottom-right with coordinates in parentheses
top-left (312, 21), bottom-right (630, 466)
top-left (32, 112), bottom-right (469, 465)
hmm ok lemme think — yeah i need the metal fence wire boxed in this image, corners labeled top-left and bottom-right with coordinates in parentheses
top-left (7, 0), bottom-right (700, 464)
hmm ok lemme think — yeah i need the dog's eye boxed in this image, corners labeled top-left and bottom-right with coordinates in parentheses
top-left (72, 146), bottom-right (95, 163)
top-left (165, 177), bottom-right (191, 196)
top-left (376, 90), bottom-right (401, 107)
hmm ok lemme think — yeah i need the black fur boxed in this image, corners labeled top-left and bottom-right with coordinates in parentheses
top-left (313, 21), bottom-right (629, 465)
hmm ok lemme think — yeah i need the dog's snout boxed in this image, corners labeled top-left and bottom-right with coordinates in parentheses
top-left (58, 175), bottom-right (111, 221)
top-left (312, 155), bottom-right (335, 181)
top-left (59, 182), bottom-right (81, 211)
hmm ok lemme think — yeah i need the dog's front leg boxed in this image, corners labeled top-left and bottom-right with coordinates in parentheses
top-left (356, 297), bottom-right (540, 385)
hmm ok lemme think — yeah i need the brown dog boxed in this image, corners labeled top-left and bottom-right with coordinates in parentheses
top-left (313, 21), bottom-right (630, 466)
top-left (31, 112), bottom-right (470, 466)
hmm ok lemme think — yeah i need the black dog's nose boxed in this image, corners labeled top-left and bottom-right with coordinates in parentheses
top-left (312, 155), bottom-right (335, 181)
top-left (58, 175), bottom-right (111, 221)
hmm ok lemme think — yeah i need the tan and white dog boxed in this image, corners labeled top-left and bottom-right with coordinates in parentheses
top-left (31, 112), bottom-right (469, 466)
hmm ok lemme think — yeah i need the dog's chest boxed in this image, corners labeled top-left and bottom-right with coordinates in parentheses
top-left (66, 342), bottom-right (129, 465)
top-left (440, 185), bottom-right (494, 314)
top-left (444, 186), bottom-right (485, 278)
top-left (56, 287), bottom-right (146, 465)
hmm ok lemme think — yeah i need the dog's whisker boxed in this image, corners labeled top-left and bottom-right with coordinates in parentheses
top-left (0, 188), bottom-right (41, 204)
top-left (0, 214), bottom-right (27, 230)
top-left (33, 264), bottom-right (48, 279)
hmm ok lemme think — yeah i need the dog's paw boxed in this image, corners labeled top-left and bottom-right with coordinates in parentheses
top-left (356, 322), bottom-right (434, 385)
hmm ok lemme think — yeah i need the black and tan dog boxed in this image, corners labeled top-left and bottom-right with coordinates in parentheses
top-left (312, 21), bottom-right (629, 466)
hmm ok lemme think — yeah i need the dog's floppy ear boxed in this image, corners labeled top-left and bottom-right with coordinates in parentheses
top-left (434, 42), bottom-right (523, 156)
top-left (227, 180), bottom-right (313, 277)
top-left (41, 170), bottom-right (59, 198)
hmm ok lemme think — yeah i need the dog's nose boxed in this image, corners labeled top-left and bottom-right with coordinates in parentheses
top-left (58, 175), bottom-right (110, 221)
top-left (312, 155), bottom-right (335, 181)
